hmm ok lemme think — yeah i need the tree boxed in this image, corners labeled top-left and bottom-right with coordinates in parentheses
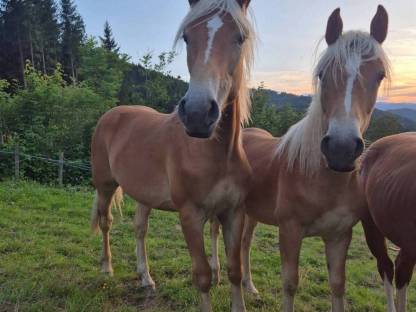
top-left (0, 0), bottom-right (28, 84)
top-left (60, 0), bottom-right (85, 82)
top-left (79, 37), bottom-right (130, 105)
top-left (365, 114), bottom-right (404, 143)
top-left (100, 21), bottom-right (119, 53)
top-left (35, 0), bottom-right (60, 74)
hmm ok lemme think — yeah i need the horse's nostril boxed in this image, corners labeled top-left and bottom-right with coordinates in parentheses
top-left (354, 138), bottom-right (364, 157)
top-left (321, 135), bottom-right (330, 154)
top-left (207, 100), bottom-right (220, 124)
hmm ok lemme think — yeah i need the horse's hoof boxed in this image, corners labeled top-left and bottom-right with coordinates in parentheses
top-left (140, 275), bottom-right (156, 291)
top-left (101, 269), bottom-right (114, 277)
top-left (242, 280), bottom-right (259, 296)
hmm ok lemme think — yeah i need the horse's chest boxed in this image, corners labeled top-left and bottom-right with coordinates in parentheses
top-left (305, 204), bottom-right (359, 237)
top-left (203, 178), bottom-right (244, 216)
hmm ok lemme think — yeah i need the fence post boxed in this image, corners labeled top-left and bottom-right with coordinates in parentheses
top-left (58, 152), bottom-right (64, 186)
top-left (14, 144), bottom-right (19, 179)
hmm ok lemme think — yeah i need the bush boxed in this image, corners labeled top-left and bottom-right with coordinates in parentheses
top-left (0, 65), bottom-right (113, 185)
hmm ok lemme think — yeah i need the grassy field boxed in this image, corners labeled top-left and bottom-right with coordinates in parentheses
top-left (0, 180), bottom-right (414, 312)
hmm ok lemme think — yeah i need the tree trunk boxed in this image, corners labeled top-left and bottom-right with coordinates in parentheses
top-left (17, 28), bottom-right (26, 88)
top-left (41, 41), bottom-right (46, 74)
top-left (70, 53), bottom-right (76, 83)
top-left (29, 30), bottom-right (35, 67)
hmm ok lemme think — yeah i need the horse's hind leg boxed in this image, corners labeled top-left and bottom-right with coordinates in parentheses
top-left (134, 203), bottom-right (155, 289)
top-left (219, 208), bottom-right (246, 312)
top-left (210, 218), bottom-right (221, 286)
top-left (323, 229), bottom-right (352, 312)
top-left (93, 186), bottom-right (117, 275)
top-left (361, 212), bottom-right (395, 311)
top-left (395, 249), bottom-right (415, 312)
top-left (241, 215), bottom-right (259, 295)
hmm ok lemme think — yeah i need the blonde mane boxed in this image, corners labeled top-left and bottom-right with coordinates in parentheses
top-left (174, 0), bottom-right (256, 125)
top-left (277, 30), bottom-right (392, 176)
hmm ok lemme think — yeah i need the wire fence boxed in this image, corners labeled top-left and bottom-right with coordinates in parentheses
top-left (0, 145), bottom-right (91, 186)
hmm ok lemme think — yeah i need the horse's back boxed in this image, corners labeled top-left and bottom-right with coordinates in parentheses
top-left (242, 128), bottom-right (279, 167)
top-left (361, 132), bottom-right (416, 254)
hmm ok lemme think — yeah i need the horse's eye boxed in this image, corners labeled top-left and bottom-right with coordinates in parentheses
top-left (237, 34), bottom-right (246, 46)
top-left (377, 71), bottom-right (386, 83)
top-left (183, 34), bottom-right (189, 44)
top-left (318, 71), bottom-right (323, 80)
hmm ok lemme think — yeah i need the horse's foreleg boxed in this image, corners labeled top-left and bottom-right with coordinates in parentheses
top-left (219, 208), bottom-right (246, 312)
top-left (134, 203), bottom-right (155, 289)
top-left (210, 218), bottom-right (221, 286)
top-left (395, 250), bottom-right (415, 312)
top-left (323, 229), bottom-right (352, 312)
top-left (279, 222), bottom-right (303, 312)
top-left (241, 215), bottom-right (259, 295)
top-left (361, 211), bottom-right (395, 311)
top-left (179, 205), bottom-right (212, 312)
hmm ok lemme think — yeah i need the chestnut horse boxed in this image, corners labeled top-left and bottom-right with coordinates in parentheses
top-left (360, 132), bottom-right (416, 312)
top-left (210, 6), bottom-right (391, 312)
top-left (90, 0), bottom-right (254, 311)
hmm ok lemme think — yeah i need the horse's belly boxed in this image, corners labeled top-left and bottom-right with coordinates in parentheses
top-left (304, 205), bottom-right (359, 237)
top-left (122, 175), bottom-right (174, 211)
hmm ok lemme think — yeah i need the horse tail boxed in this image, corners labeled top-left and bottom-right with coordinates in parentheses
top-left (91, 187), bottom-right (124, 233)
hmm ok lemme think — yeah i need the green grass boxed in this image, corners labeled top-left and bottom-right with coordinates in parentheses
top-left (0, 180), bottom-right (414, 311)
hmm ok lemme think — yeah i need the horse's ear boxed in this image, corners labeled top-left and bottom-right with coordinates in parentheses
top-left (370, 5), bottom-right (388, 44)
top-left (325, 8), bottom-right (343, 45)
top-left (188, 0), bottom-right (199, 6)
top-left (236, 0), bottom-right (251, 9)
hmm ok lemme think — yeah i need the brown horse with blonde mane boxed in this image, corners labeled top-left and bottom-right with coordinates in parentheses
top-left (90, 0), bottom-right (255, 311)
top-left (360, 132), bottom-right (416, 312)
top-left (210, 6), bottom-right (391, 312)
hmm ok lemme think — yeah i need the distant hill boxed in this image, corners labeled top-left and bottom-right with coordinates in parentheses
top-left (263, 88), bottom-right (416, 131)
top-left (387, 108), bottom-right (416, 123)
top-left (264, 89), bottom-right (311, 111)
top-left (373, 109), bottom-right (416, 131)
top-left (376, 103), bottom-right (416, 111)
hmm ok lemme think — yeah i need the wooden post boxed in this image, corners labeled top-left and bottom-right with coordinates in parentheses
top-left (58, 152), bottom-right (64, 186)
top-left (14, 144), bottom-right (19, 179)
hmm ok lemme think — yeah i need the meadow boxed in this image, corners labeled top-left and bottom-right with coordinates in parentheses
top-left (0, 180), bottom-right (415, 312)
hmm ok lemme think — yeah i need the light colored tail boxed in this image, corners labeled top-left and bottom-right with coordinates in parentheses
top-left (91, 187), bottom-right (124, 233)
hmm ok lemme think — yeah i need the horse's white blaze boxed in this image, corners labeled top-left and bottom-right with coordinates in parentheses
top-left (204, 15), bottom-right (224, 64)
top-left (327, 116), bottom-right (361, 141)
top-left (343, 55), bottom-right (361, 114)
top-left (383, 275), bottom-right (397, 312)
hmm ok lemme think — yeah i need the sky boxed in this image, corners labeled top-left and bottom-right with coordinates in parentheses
top-left (75, 0), bottom-right (416, 103)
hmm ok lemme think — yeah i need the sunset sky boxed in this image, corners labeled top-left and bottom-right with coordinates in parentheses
top-left (75, 0), bottom-right (416, 103)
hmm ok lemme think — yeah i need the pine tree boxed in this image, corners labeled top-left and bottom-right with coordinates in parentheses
top-left (59, 0), bottom-right (85, 82)
top-left (0, 0), bottom-right (28, 85)
top-left (36, 0), bottom-right (60, 74)
top-left (100, 21), bottom-right (119, 53)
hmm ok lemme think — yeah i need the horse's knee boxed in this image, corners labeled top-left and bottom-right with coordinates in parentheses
top-left (329, 277), bottom-right (345, 297)
top-left (227, 263), bottom-right (242, 286)
top-left (135, 222), bottom-right (147, 239)
top-left (99, 213), bottom-right (113, 232)
top-left (193, 266), bottom-right (212, 293)
top-left (282, 272), bottom-right (299, 296)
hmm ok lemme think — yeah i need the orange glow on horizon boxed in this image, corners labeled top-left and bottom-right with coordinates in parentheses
top-left (253, 29), bottom-right (416, 104)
